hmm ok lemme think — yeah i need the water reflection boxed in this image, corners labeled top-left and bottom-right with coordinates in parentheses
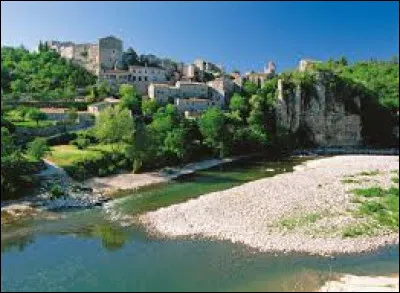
top-left (69, 223), bottom-right (128, 251)
top-left (1, 216), bottom-right (129, 253)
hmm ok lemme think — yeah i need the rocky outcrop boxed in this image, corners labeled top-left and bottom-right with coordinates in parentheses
top-left (276, 72), bottom-right (363, 147)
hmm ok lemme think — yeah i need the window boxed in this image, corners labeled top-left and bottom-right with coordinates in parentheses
top-left (138, 76), bottom-right (142, 81)
top-left (132, 76), bottom-right (136, 81)
top-left (144, 76), bottom-right (148, 81)
top-left (145, 70), bottom-right (147, 74)
top-left (112, 49), bottom-right (115, 54)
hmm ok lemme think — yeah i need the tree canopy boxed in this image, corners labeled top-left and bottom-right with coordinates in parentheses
top-left (1, 46), bottom-right (96, 100)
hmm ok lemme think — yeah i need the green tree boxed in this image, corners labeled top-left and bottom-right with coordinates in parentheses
top-left (338, 56), bottom-right (349, 66)
top-left (26, 108), bottom-right (47, 125)
top-left (229, 93), bottom-right (248, 120)
top-left (198, 107), bottom-right (230, 158)
top-left (247, 94), bottom-right (269, 146)
top-left (27, 137), bottom-right (50, 160)
top-left (1, 127), bottom-right (29, 199)
top-left (243, 80), bottom-right (259, 96)
top-left (141, 99), bottom-right (159, 116)
top-left (94, 106), bottom-right (134, 148)
top-left (97, 80), bottom-right (112, 98)
top-left (67, 108), bottom-right (78, 124)
top-left (163, 126), bottom-right (188, 162)
top-left (126, 119), bottom-right (153, 172)
top-left (1, 46), bottom-right (96, 98)
top-left (10, 79), bottom-right (26, 94)
top-left (119, 84), bottom-right (141, 114)
top-left (121, 47), bottom-right (139, 69)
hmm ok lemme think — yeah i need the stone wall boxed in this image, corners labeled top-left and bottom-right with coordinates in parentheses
top-left (276, 72), bottom-right (363, 147)
top-left (15, 118), bottom-right (94, 137)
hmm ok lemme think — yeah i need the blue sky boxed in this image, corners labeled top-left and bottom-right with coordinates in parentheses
top-left (1, 1), bottom-right (399, 72)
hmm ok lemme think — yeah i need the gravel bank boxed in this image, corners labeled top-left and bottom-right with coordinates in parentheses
top-left (140, 155), bottom-right (399, 256)
top-left (85, 156), bottom-right (248, 194)
top-left (319, 274), bottom-right (399, 292)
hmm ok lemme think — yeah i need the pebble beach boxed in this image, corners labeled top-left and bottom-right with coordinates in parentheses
top-left (141, 155), bottom-right (399, 256)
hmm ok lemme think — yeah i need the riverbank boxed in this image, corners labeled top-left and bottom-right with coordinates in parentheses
top-left (319, 274), bottom-right (399, 292)
top-left (293, 147), bottom-right (399, 156)
top-left (1, 153), bottom-right (263, 224)
top-left (84, 154), bottom-right (258, 195)
top-left (141, 155), bottom-right (399, 256)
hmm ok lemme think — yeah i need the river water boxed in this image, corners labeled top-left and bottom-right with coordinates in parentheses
top-left (1, 157), bottom-right (399, 292)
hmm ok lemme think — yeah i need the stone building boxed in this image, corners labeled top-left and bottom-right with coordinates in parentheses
top-left (88, 101), bottom-right (113, 116)
top-left (148, 81), bottom-right (209, 105)
top-left (148, 77), bottom-right (239, 116)
top-left (175, 97), bottom-right (215, 113)
top-left (207, 77), bottom-right (237, 107)
top-left (148, 84), bottom-right (178, 104)
top-left (99, 64), bottom-right (169, 95)
top-left (175, 62), bottom-right (205, 82)
top-left (244, 61), bottom-right (276, 87)
top-left (46, 36), bottom-right (123, 75)
top-left (298, 59), bottom-right (322, 72)
top-left (194, 59), bottom-right (223, 73)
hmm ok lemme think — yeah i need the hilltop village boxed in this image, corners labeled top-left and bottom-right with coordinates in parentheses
top-left (45, 35), bottom-right (294, 118)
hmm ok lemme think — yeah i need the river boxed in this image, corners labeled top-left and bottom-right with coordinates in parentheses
top-left (1, 157), bottom-right (399, 292)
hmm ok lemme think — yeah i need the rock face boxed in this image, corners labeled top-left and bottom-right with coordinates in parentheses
top-left (276, 72), bottom-right (363, 147)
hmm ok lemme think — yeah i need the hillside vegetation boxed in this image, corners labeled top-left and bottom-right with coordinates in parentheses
top-left (1, 46), bottom-right (96, 100)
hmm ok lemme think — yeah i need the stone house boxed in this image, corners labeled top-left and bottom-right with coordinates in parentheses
top-left (87, 100), bottom-right (119, 116)
top-left (99, 65), bottom-right (169, 95)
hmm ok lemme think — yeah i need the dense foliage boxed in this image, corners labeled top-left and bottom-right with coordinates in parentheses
top-left (315, 57), bottom-right (399, 110)
top-left (1, 127), bottom-right (47, 199)
top-left (1, 46), bottom-right (96, 100)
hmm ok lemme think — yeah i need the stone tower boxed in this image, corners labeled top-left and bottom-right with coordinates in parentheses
top-left (264, 61), bottom-right (276, 74)
top-left (98, 36), bottom-right (123, 72)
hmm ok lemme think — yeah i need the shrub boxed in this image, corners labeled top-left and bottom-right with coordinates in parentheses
top-left (71, 138), bottom-right (91, 150)
top-left (27, 137), bottom-right (50, 160)
top-left (50, 185), bottom-right (65, 199)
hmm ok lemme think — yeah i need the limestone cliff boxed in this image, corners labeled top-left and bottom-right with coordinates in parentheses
top-left (275, 72), bottom-right (363, 147)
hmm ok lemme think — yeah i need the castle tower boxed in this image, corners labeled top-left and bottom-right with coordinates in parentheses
top-left (264, 61), bottom-right (276, 74)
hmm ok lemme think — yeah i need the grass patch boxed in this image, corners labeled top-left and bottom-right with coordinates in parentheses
top-left (5, 112), bottom-right (56, 128)
top-left (358, 170), bottom-right (380, 176)
top-left (348, 186), bottom-right (399, 233)
top-left (279, 213), bottom-right (323, 230)
top-left (11, 120), bottom-right (55, 128)
top-left (391, 177), bottom-right (399, 184)
top-left (45, 144), bottom-right (122, 168)
top-left (341, 178), bottom-right (369, 184)
top-left (342, 223), bottom-right (376, 238)
top-left (45, 143), bottom-right (131, 181)
top-left (350, 187), bottom-right (387, 197)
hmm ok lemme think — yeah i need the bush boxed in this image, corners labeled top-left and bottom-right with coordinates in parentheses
top-left (50, 185), bottom-right (65, 199)
top-left (27, 137), bottom-right (50, 160)
top-left (64, 151), bottom-right (129, 181)
top-left (71, 138), bottom-right (91, 150)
